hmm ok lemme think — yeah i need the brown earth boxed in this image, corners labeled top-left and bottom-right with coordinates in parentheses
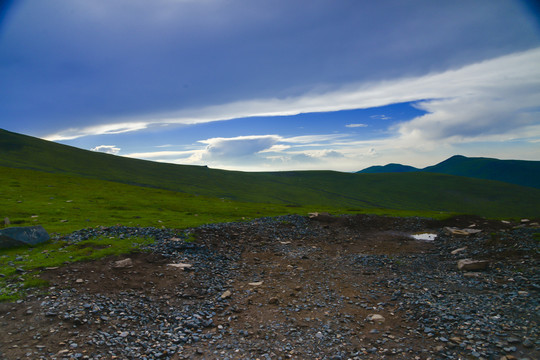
top-left (0, 214), bottom-right (538, 360)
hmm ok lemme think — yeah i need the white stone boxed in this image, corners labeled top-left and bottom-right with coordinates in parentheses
top-left (167, 263), bottom-right (192, 270)
top-left (457, 259), bottom-right (489, 271)
top-left (366, 314), bottom-right (385, 322)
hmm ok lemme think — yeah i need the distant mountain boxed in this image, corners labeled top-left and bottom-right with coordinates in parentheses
top-left (357, 163), bottom-right (419, 174)
top-left (422, 155), bottom-right (540, 189)
top-left (2, 129), bottom-right (540, 218)
top-left (358, 155), bottom-right (540, 189)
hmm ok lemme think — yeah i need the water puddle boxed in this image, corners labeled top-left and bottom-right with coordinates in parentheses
top-left (411, 233), bottom-right (437, 241)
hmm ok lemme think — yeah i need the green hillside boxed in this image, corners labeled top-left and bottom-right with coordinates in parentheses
top-left (1, 129), bottom-right (540, 219)
top-left (1, 166), bottom-right (349, 234)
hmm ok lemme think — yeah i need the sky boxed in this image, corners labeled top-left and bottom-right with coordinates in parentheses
top-left (1, 0), bottom-right (540, 172)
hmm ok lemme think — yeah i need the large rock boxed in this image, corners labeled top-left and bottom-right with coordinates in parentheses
top-left (0, 226), bottom-right (50, 248)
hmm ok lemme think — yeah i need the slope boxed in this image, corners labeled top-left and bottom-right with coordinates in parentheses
top-left (1, 129), bottom-right (540, 218)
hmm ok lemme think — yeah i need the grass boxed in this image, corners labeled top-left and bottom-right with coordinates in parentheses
top-left (2, 129), bottom-right (540, 218)
top-left (0, 235), bottom-right (155, 301)
top-left (1, 166), bottom-right (362, 234)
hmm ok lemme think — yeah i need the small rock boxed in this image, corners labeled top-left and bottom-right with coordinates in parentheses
top-left (457, 259), bottom-right (489, 271)
top-left (75, 278), bottom-right (84, 283)
top-left (220, 290), bottom-right (232, 299)
top-left (112, 258), bottom-right (133, 268)
top-left (248, 281), bottom-right (263, 286)
top-left (268, 297), bottom-right (279, 305)
top-left (506, 337), bottom-right (520, 344)
top-left (522, 338), bottom-right (534, 348)
top-left (450, 246), bottom-right (467, 255)
top-left (444, 227), bottom-right (482, 235)
top-left (366, 314), bottom-right (385, 322)
top-left (167, 262), bottom-right (192, 270)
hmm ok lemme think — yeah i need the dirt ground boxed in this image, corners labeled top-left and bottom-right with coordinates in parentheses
top-left (0, 214), bottom-right (538, 360)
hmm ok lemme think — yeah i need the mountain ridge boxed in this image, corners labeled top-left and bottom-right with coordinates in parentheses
top-left (358, 154), bottom-right (540, 189)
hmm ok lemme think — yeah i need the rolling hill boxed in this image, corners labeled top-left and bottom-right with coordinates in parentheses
top-left (358, 154), bottom-right (540, 189)
top-left (356, 163), bottom-right (419, 174)
top-left (2, 128), bottom-right (540, 218)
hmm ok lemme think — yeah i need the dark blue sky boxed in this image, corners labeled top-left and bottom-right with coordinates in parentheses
top-left (1, 0), bottom-right (539, 171)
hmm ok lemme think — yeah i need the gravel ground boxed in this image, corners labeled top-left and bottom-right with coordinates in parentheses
top-left (0, 214), bottom-right (538, 360)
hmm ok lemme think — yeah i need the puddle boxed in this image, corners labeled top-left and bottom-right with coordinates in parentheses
top-left (411, 233), bottom-right (437, 241)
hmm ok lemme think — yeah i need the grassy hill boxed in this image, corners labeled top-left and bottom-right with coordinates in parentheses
top-left (422, 155), bottom-right (540, 189)
top-left (358, 154), bottom-right (540, 189)
top-left (357, 163), bottom-right (419, 174)
top-left (1, 129), bottom-right (540, 219)
top-left (1, 166), bottom-right (352, 234)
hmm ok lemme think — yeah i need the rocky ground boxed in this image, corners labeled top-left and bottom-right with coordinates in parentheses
top-left (0, 214), bottom-right (538, 360)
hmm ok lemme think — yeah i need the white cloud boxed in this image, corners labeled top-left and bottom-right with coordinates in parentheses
top-left (44, 47), bottom-right (540, 148)
top-left (369, 115), bottom-right (391, 120)
top-left (124, 150), bottom-right (197, 159)
top-left (45, 122), bottom-right (149, 141)
top-left (199, 135), bottom-right (280, 159)
top-left (91, 145), bottom-right (121, 154)
top-left (345, 123), bottom-right (368, 128)
top-left (258, 144), bottom-right (291, 153)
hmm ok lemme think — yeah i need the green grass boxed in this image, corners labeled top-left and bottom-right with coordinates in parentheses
top-left (1, 166), bottom-right (359, 234)
top-left (0, 234), bottom-right (155, 301)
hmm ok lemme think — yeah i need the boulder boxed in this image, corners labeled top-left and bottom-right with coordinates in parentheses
top-left (0, 225), bottom-right (50, 248)
top-left (457, 259), bottom-right (489, 271)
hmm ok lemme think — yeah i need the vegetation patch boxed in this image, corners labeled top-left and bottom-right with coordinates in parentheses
top-left (0, 235), bottom-right (154, 301)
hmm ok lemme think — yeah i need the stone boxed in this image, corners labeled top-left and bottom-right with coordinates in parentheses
top-left (308, 212), bottom-right (330, 219)
top-left (457, 259), bottom-right (489, 271)
top-left (3, 217), bottom-right (9, 226)
top-left (522, 338), bottom-right (533, 348)
top-left (451, 246), bottom-right (467, 255)
top-left (248, 281), bottom-right (263, 286)
top-left (366, 314), bottom-right (385, 322)
top-left (268, 297), bottom-right (279, 305)
top-left (220, 290), bottom-right (232, 299)
top-left (112, 258), bottom-right (133, 268)
top-left (0, 225), bottom-right (50, 248)
top-left (444, 227), bottom-right (482, 235)
top-left (167, 262), bottom-right (192, 270)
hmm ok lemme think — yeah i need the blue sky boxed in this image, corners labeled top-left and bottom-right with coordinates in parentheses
top-left (1, 0), bottom-right (539, 171)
